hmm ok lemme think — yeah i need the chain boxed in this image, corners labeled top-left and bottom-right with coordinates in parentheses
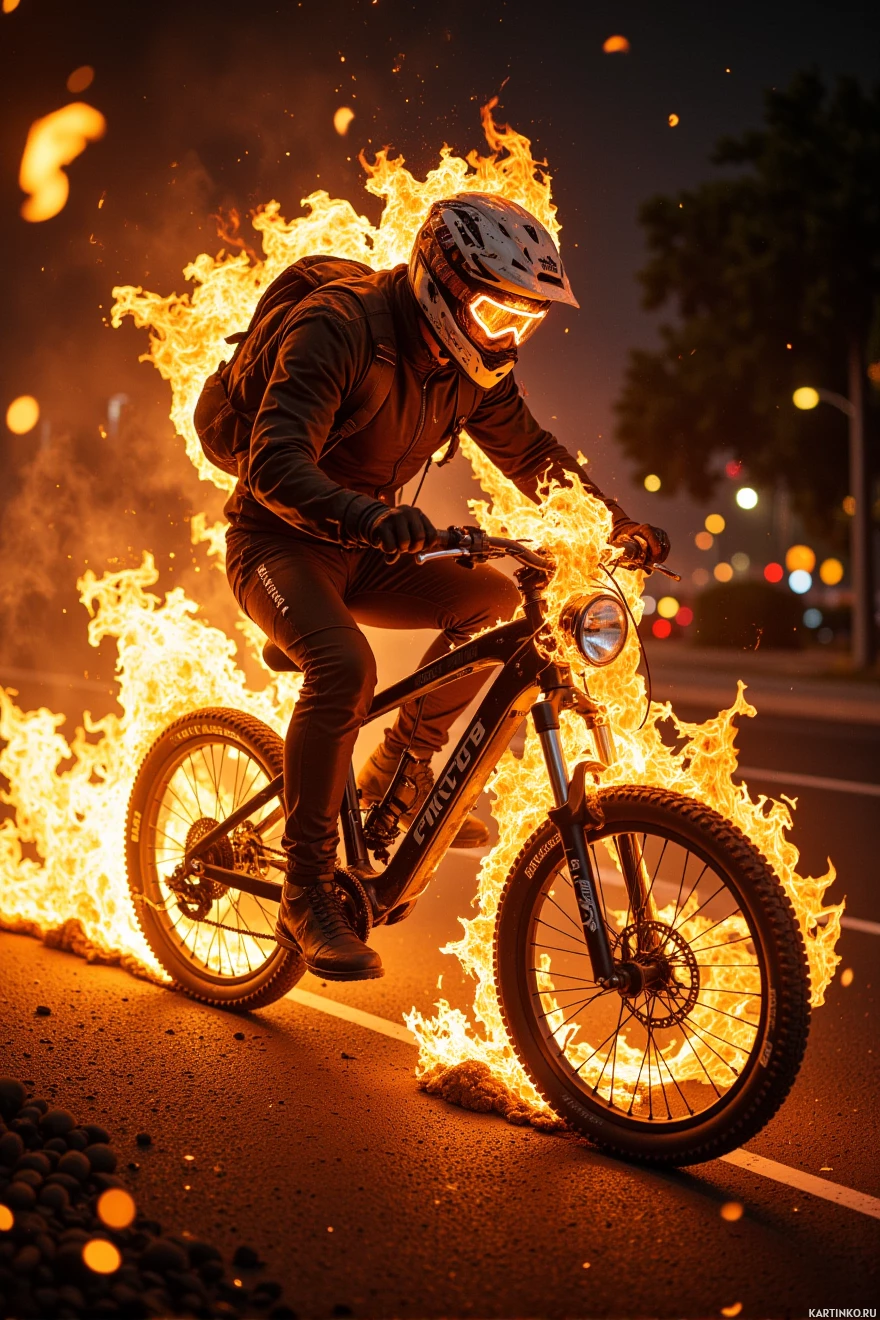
top-left (133, 891), bottom-right (277, 942)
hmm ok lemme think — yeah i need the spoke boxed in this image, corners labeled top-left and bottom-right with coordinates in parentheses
top-left (626, 1012), bottom-right (652, 1116)
top-left (607, 996), bottom-right (627, 1109)
top-left (673, 880), bottom-right (729, 932)
top-left (691, 998), bottom-right (761, 1028)
top-left (536, 986), bottom-right (610, 1024)
top-left (679, 1015), bottom-right (743, 1073)
top-left (162, 784), bottom-right (199, 827)
top-left (535, 915), bottom-right (591, 946)
top-left (699, 987), bottom-right (762, 998)
top-left (530, 969), bottom-right (600, 985)
top-left (200, 744), bottom-right (222, 817)
top-left (181, 754), bottom-right (205, 818)
top-left (575, 1002), bottom-right (639, 1079)
top-left (543, 889), bottom-right (589, 938)
top-left (643, 836), bottom-right (668, 912)
top-left (672, 860), bottom-right (711, 927)
top-left (531, 940), bottom-right (592, 959)
top-left (676, 1020), bottom-right (723, 1097)
top-left (685, 933), bottom-right (756, 955)
top-left (653, 1037), bottom-right (692, 1117)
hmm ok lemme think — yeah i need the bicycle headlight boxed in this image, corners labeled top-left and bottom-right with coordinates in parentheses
top-left (561, 593), bottom-right (628, 666)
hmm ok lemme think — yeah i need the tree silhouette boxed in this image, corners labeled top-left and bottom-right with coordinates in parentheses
top-left (615, 71), bottom-right (880, 545)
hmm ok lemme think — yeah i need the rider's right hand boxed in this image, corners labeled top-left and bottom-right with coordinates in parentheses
top-left (366, 504), bottom-right (440, 563)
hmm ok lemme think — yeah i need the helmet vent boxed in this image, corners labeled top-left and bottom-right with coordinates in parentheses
top-left (537, 272), bottom-right (564, 288)
top-left (524, 223), bottom-right (540, 243)
top-left (470, 255), bottom-right (500, 283)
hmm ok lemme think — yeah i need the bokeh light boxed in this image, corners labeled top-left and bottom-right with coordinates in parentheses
top-left (82, 1239), bottom-right (121, 1274)
top-left (735, 487), bottom-right (758, 510)
top-left (643, 473), bottom-right (661, 492)
top-left (792, 386), bottom-right (820, 411)
top-left (725, 460), bottom-right (742, 478)
top-left (704, 513), bottom-right (725, 535)
top-left (333, 107), bottom-right (355, 136)
top-left (6, 395), bottom-right (39, 434)
top-left (19, 102), bottom-right (107, 222)
top-left (67, 66), bottom-right (95, 93)
top-left (692, 567), bottom-right (710, 587)
top-left (97, 1188), bottom-right (136, 1229)
top-left (642, 595), bottom-right (657, 616)
top-left (764, 562), bottom-right (784, 584)
top-left (695, 531), bottom-right (714, 551)
top-left (603, 34), bottom-right (630, 52)
top-left (668, 113), bottom-right (680, 127)
top-left (803, 608), bottom-right (823, 629)
top-left (785, 544), bottom-right (816, 573)
top-left (652, 618), bottom-right (672, 639)
top-left (0, 1205), bottom-right (13, 1232)
top-left (720, 1202), bottom-right (744, 1222)
top-left (676, 605), bottom-right (694, 627)
top-left (714, 563), bottom-right (734, 583)
top-left (657, 596), bottom-right (679, 619)
top-left (842, 495), bottom-right (856, 516)
top-left (788, 569), bottom-right (812, 594)
top-left (819, 558), bottom-right (844, 586)
top-left (2, 0), bottom-right (21, 12)
top-left (731, 552), bottom-right (750, 573)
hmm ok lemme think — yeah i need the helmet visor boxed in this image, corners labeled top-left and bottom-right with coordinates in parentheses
top-left (469, 293), bottom-right (548, 347)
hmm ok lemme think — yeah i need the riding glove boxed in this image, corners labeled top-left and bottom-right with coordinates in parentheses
top-left (610, 521), bottom-right (671, 564)
top-left (361, 503), bottom-right (440, 563)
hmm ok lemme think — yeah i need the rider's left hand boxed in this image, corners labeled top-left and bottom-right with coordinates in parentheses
top-left (611, 522), bottom-right (671, 564)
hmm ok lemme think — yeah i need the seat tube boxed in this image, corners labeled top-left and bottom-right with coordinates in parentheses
top-left (340, 763), bottom-right (370, 871)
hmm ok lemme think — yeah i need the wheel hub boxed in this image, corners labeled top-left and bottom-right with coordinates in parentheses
top-left (615, 920), bottom-right (700, 1029)
top-left (167, 818), bottom-right (233, 918)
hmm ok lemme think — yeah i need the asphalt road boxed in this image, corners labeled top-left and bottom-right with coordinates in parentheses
top-left (2, 703), bottom-right (878, 1319)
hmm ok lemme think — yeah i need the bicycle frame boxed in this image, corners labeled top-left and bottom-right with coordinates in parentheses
top-left (187, 579), bottom-right (652, 988)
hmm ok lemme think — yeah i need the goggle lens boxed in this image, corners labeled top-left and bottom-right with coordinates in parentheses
top-left (469, 293), bottom-right (547, 346)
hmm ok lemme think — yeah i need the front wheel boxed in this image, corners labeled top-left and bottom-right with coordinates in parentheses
top-left (495, 786), bottom-right (811, 1165)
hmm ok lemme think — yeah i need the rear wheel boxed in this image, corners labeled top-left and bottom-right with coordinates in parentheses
top-left (126, 707), bottom-right (304, 1009)
top-left (495, 786), bottom-right (810, 1165)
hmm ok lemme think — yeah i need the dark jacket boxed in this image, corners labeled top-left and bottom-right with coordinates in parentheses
top-left (224, 265), bottom-right (625, 543)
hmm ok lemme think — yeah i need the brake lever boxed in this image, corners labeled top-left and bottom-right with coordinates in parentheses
top-left (415, 548), bottom-right (467, 565)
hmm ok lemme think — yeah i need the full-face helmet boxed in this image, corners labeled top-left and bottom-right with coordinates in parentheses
top-left (408, 192), bottom-right (578, 389)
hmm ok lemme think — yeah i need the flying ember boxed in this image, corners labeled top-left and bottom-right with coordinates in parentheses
top-left (0, 106), bottom-right (842, 1118)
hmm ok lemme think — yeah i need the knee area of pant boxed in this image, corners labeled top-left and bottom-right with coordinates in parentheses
top-left (305, 629), bottom-right (377, 702)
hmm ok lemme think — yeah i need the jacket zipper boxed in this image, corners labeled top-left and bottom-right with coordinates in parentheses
top-left (386, 368), bottom-right (438, 492)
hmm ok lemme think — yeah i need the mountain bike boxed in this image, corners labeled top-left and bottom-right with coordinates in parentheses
top-left (126, 527), bottom-right (810, 1165)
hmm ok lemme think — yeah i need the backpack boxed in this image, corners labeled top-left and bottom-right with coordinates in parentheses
top-left (193, 255), bottom-right (399, 479)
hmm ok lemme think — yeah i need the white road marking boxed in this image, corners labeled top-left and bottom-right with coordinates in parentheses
top-left (720, 1149), bottom-right (880, 1219)
top-left (737, 765), bottom-right (880, 798)
top-left (289, 986), bottom-right (415, 1044)
top-left (287, 986), bottom-right (880, 1219)
top-left (840, 915), bottom-right (880, 936)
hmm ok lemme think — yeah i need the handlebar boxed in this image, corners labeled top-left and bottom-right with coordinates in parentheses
top-left (416, 526), bottom-right (681, 581)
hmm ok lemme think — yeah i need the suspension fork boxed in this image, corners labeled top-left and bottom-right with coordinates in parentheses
top-left (532, 701), bottom-right (617, 985)
top-left (592, 720), bottom-right (660, 946)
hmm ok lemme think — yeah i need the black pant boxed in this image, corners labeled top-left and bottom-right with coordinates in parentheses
top-left (226, 529), bottom-right (520, 879)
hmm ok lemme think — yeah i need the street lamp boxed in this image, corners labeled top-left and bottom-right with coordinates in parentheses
top-left (792, 374), bottom-right (875, 669)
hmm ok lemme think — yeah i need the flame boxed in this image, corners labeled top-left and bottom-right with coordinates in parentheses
top-left (19, 102), bottom-right (106, 222)
top-left (0, 108), bottom-right (841, 1115)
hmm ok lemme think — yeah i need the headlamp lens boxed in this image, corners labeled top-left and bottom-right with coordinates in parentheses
top-left (563, 594), bottom-right (628, 666)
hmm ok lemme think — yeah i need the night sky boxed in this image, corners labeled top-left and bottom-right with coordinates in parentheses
top-left (1, 0), bottom-right (878, 671)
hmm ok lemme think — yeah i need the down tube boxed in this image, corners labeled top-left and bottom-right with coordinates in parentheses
top-left (378, 664), bottom-right (542, 912)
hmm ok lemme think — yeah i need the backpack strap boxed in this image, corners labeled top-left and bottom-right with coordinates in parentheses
top-left (325, 296), bottom-right (397, 448)
top-left (436, 374), bottom-right (482, 467)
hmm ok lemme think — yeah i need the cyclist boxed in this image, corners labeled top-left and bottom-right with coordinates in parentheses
top-left (223, 193), bottom-right (669, 980)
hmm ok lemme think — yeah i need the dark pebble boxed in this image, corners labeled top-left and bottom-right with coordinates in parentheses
top-left (332, 1306), bottom-right (353, 1318)
top-left (12, 1168), bottom-right (43, 1190)
top-left (18, 1105), bottom-right (44, 1123)
top-left (0, 1132), bottom-right (24, 1165)
top-left (85, 1143), bottom-right (117, 1173)
top-left (4, 1181), bottom-right (37, 1210)
top-left (65, 1127), bottom-right (90, 1151)
top-left (57, 1151), bottom-right (91, 1182)
top-left (188, 1240), bottom-right (222, 1267)
top-left (92, 1172), bottom-right (125, 1192)
top-left (35, 1005), bottom-right (52, 1016)
top-left (33, 1287), bottom-right (60, 1312)
top-left (269, 1306), bottom-right (299, 1320)
top-left (46, 1172), bottom-right (81, 1195)
top-left (39, 1184), bottom-right (70, 1213)
top-left (140, 1239), bottom-right (188, 1274)
top-left (92, 1300), bottom-right (121, 1317)
top-left (233, 1032), bottom-right (245, 1040)
top-left (84, 1124), bottom-right (111, 1145)
top-left (213, 1302), bottom-right (240, 1319)
top-left (44, 1137), bottom-right (68, 1155)
top-left (13, 1243), bottom-right (41, 1274)
top-left (40, 1109), bottom-right (76, 1138)
top-left (55, 1240), bottom-right (88, 1279)
top-left (253, 1280), bottom-right (283, 1302)
top-left (57, 1282), bottom-right (86, 1307)
top-left (135, 1132), bottom-right (152, 1147)
top-left (17, 1152), bottom-right (51, 1176)
top-left (10, 1118), bottom-right (39, 1146)
top-left (199, 1258), bottom-right (225, 1285)
top-left (29, 1098), bottom-right (50, 1115)
top-left (233, 1244), bottom-right (262, 1268)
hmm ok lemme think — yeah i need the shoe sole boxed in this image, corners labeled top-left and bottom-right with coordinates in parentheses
top-left (274, 926), bottom-right (385, 980)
